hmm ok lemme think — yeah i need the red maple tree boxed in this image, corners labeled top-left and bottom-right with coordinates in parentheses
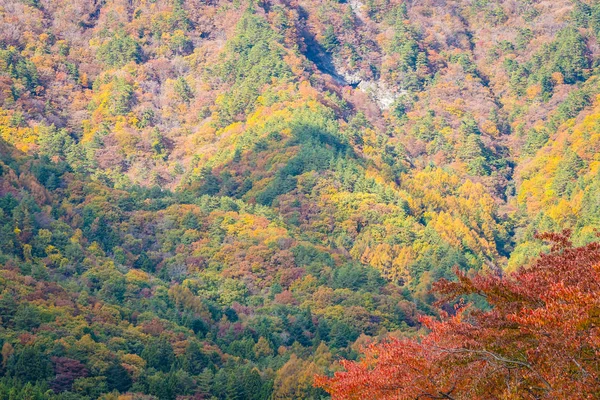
top-left (315, 231), bottom-right (600, 399)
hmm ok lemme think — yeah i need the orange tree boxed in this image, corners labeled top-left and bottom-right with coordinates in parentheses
top-left (315, 231), bottom-right (600, 399)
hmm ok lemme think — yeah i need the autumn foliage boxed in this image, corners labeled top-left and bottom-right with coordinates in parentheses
top-left (315, 231), bottom-right (600, 399)
top-left (3, 0), bottom-right (600, 397)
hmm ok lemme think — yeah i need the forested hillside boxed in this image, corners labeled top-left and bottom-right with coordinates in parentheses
top-left (0, 0), bottom-right (599, 398)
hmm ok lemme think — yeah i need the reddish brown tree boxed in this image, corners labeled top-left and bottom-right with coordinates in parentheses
top-left (50, 356), bottom-right (88, 393)
top-left (315, 231), bottom-right (600, 399)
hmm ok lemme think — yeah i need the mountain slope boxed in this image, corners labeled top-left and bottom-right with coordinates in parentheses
top-left (0, 0), bottom-right (600, 399)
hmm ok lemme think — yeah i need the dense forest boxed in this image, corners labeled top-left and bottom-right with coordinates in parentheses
top-left (0, 0), bottom-right (599, 398)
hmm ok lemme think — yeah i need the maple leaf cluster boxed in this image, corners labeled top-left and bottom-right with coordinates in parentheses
top-left (315, 231), bottom-right (600, 399)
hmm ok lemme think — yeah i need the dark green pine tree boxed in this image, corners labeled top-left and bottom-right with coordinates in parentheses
top-left (199, 167), bottom-right (221, 196)
top-left (7, 345), bottom-right (52, 383)
top-left (197, 368), bottom-right (214, 397)
top-left (551, 149), bottom-right (584, 196)
top-left (225, 374), bottom-right (242, 400)
top-left (241, 367), bottom-right (265, 400)
top-left (0, 292), bottom-right (18, 326)
top-left (322, 26), bottom-right (338, 53)
top-left (458, 133), bottom-right (490, 176)
top-left (213, 368), bottom-right (229, 397)
top-left (314, 318), bottom-right (330, 344)
top-left (141, 336), bottom-right (175, 373)
top-left (106, 362), bottom-right (133, 393)
top-left (182, 341), bottom-right (208, 375)
top-left (148, 371), bottom-right (179, 400)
